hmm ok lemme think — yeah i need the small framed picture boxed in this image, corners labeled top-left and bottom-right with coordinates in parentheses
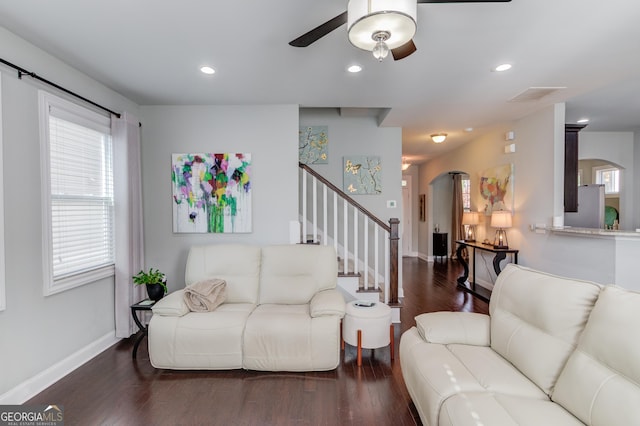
top-left (419, 194), bottom-right (426, 222)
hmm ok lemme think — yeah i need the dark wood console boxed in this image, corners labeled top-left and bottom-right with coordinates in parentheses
top-left (455, 240), bottom-right (519, 302)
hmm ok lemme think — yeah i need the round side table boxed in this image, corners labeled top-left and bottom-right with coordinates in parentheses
top-left (341, 300), bottom-right (394, 366)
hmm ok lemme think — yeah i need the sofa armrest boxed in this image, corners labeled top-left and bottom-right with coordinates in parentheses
top-left (310, 289), bottom-right (346, 318)
top-left (151, 289), bottom-right (189, 317)
top-left (415, 312), bottom-right (490, 346)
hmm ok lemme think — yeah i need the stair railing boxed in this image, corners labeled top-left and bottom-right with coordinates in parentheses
top-left (299, 163), bottom-right (399, 304)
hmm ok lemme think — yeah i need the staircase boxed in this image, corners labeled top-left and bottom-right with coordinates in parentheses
top-left (298, 163), bottom-right (401, 323)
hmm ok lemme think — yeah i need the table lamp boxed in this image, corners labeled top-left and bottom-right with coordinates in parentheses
top-left (462, 211), bottom-right (479, 242)
top-left (491, 210), bottom-right (512, 249)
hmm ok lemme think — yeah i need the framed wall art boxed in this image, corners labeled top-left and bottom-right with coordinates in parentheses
top-left (171, 153), bottom-right (252, 233)
top-left (479, 163), bottom-right (514, 215)
top-left (343, 156), bottom-right (382, 195)
top-left (299, 125), bottom-right (328, 164)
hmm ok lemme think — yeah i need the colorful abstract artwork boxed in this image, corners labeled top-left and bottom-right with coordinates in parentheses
top-left (479, 163), bottom-right (514, 215)
top-left (299, 126), bottom-right (328, 164)
top-left (171, 153), bottom-right (252, 233)
top-left (343, 156), bottom-right (382, 195)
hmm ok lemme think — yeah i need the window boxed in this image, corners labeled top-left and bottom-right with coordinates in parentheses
top-left (594, 166), bottom-right (620, 195)
top-left (39, 92), bottom-right (114, 295)
top-left (0, 74), bottom-right (5, 310)
top-left (461, 176), bottom-right (471, 211)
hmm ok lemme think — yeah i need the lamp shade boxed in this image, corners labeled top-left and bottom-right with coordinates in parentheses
top-left (491, 210), bottom-right (512, 229)
top-left (462, 211), bottom-right (479, 225)
top-left (347, 0), bottom-right (417, 51)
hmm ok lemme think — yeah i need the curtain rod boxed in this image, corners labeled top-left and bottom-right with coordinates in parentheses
top-left (0, 57), bottom-right (121, 118)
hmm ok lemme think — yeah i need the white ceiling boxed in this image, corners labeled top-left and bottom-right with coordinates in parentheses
top-left (1, 0), bottom-right (639, 163)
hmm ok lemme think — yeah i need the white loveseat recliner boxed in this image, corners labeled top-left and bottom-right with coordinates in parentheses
top-left (400, 264), bottom-right (640, 426)
top-left (148, 244), bottom-right (345, 371)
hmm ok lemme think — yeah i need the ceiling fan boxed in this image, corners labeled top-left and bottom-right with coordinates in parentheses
top-left (289, 0), bottom-right (512, 61)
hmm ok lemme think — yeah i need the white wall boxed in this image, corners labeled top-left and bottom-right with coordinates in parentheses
top-left (0, 26), bottom-right (140, 400)
top-left (139, 105), bottom-right (299, 290)
top-left (579, 131), bottom-right (635, 230)
top-left (299, 108), bottom-right (403, 224)
top-left (419, 104), bottom-right (630, 288)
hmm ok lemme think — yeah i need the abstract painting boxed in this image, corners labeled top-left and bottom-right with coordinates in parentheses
top-left (479, 163), bottom-right (514, 215)
top-left (172, 153), bottom-right (252, 233)
top-left (343, 156), bottom-right (382, 195)
top-left (299, 126), bottom-right (328, 164)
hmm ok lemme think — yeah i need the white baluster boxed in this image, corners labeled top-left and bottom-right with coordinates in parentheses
top-left (343, 200), bottom-right (348, 274)
top-left (302, 170), bottom-right (307, 243)
top-left (385, 230), bottom-right (390, 304)
top-left (374, 226), bottom-right (379, 291)
top-left (312, 176), bottom-right (318, 244)
top-left (333, 193), bottom-right (338, 253)
top-left (353, 208), bottom-right (358, 275)
top-left (364, 217), bottom-right (369, 290)
top-left (323, 185), bottom-right (327, 246)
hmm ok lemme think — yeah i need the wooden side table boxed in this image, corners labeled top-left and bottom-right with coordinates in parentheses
top-left (130, 299), bottom-right (156, 359)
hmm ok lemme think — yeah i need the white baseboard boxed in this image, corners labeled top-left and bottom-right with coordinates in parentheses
top-left (474, 278), bottom-right (495, 291)
top-left (0, 332), bottom-right (120, 404)
top-left (418, 253), bottom-right (429, 262)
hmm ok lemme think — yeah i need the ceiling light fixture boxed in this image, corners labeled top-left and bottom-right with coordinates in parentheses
top-left (200, 66), bottom-right (215, 75)
top-left (431, 133), bottom-right (447, 143)
top-left (577, 118), bottom-right (590, 123)
top-left (401, 157), bottom-right (411, 171)
top-left (347, 64), bottom-right (363, 73)
top-left (493, 63), bottom-right (512, 72)
top-left (347, 0), bottom-right (417, 62)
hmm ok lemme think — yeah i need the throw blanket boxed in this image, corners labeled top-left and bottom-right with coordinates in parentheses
top-left (183, 278), bottom-right (227, 312)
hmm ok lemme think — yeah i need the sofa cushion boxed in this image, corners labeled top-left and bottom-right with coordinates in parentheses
top-left (148, 303), bottom-right (255, 369)
top-left (489, 264), bottom-right (602, 395)
top-left (243, 304), bottom-right (341, 371)
top-left (415, 312), bottom-right (490, 346)
top-left (439, 393), bottom-right (583, 426)
top-left (399, 327), bottom-right (547, 426)
top-left (151, 289), bottom-right (189, 317)
top-left (552, 285), bottom-right (640, 425)
top-left (184, 244), bottom-right (261, 304)
top-left (259, 245), bottom-right (337, 304)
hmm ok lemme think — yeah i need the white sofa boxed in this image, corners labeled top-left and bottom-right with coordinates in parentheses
top-left (400, 264), bottom-right (640, 426)
top-left (148, 244), bottom-right (345, 371)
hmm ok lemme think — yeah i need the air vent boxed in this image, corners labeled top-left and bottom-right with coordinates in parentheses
top-left (508, 87), bottom-right (566, 102)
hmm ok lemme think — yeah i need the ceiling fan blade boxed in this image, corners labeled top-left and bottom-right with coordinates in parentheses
top-left (418, 0), bottom-right (511, 3)
top-left (289, 12), bottom-right (348, 47)
top-left (392, 40), bottom-right (417, 61)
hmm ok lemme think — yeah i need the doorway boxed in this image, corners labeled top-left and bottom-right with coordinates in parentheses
top-left (402, 176), bottom-right (413, 256)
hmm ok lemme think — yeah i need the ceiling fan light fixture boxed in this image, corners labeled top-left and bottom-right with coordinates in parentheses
top-left (372, 31), bottom-right (390, 61)
top-left (347, 0), bottom-right (417, 60)
top-left (431, 133), bottom-right (447, 143)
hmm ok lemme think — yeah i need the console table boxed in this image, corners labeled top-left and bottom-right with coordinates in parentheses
top-left (455, 240), bottom-right (519, 302)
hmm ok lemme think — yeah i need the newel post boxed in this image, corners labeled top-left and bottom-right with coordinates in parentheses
top-left (388, 218), bottom-right (400, 304)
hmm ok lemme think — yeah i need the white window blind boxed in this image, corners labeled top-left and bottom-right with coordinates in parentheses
top-left (40, 92), bottom-right (114, 294)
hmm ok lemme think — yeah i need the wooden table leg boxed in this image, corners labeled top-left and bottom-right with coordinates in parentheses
top-left (390, 324), bottom-right (395, 361)
top-left (357, 329), bottom-right (362, 367)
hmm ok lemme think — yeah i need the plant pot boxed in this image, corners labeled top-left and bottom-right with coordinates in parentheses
top-left (146, 283), bottom-right (165, 302)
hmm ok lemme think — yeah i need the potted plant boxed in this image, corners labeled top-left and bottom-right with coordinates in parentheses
top-left (133, 268), bottom-right (168, 302)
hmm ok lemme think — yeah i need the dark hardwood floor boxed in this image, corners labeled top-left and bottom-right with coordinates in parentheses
top-left (27, 257), bottom-right (488, 425)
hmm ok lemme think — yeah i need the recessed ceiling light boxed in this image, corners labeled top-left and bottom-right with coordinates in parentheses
top-left (493, 63), bottom-right (512, 72)
top-left (465, 127), bottom-right (474, 132)
top-left (347, 65), bottom-right (362, 73)
top-left (577, 118), bottom-right (589, 123)
top-left (200, 66), bottom-right (215, 75)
